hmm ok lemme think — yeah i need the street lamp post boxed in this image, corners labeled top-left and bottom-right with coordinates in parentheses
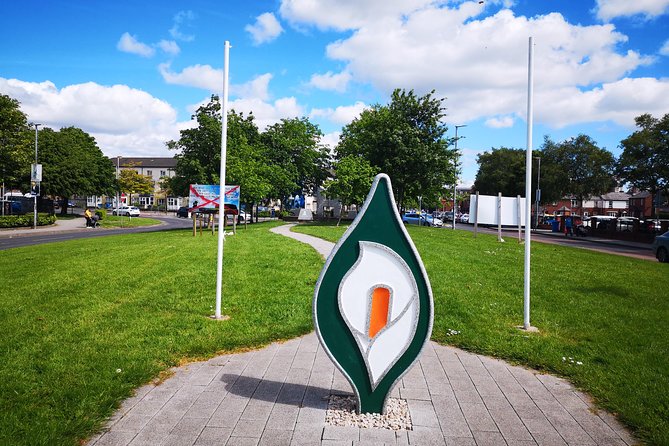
top-left (33, 123), bottom-right (41, 229)
top-left (116, 156), bottom-right (121, 213)
top-left (453, 125), bottom-right (467, 230)
top-left (534, 156), bottom-right (541, 229)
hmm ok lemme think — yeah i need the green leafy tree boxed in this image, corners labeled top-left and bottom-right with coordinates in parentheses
top-left (337, 89), bottom-right (456, 210)
top-left (474, 147), bottom-right (530, 197)
top-left (38, 127), bottom-right (116, 214)
top-left (0, 94), bottom-right (32, 193)
top-left (260, 117), bottom-right (330, 203)
top-left (226, 112), bottom-right (274, 220)
top-left (117, 169), bottom-right (154, 206)
top-left (167, 96), bottom-right (222, 196)
top-left (324, 155), bottom-right (378, 225)
top-left (540, 135), bottom-right (616, 210)
top-left (168, 96), bottom-right (301, 218)
top-left (617, 113), bottom-right (669, 216)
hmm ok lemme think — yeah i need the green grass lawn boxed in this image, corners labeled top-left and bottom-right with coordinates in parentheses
top-left (0, 222), bottom-right (322, 446)
top-left (292, 222), bottom-right (669, 445)
top-left (99, 215), bottom-right (162, 228)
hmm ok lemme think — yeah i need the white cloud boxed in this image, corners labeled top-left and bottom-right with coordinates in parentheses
top-left (535, 77), bottom-right (669, 128)
top-left (159, 62), bottom-right (223, 91)
top-left (307, 71), bottom-right (352, 92)
top-left (280, 0), bottom-right (446, 31)
top-left (229, 96), bottom-right (304, 130)
top-left (661, 39), bottom-right (669, 56)
top-left (245, 12), bottom-right (284, 45)
top-left (157, 40), bottom-right (180, 56)
top-left (311, 101), bottom-right (368, 125)
top-left (0, 77), bottom-right (188, 157)
top-left (185, 73), bottom-right (306, 131)
top-left (280, 1), bottom-right (659, 130)
top-left (231, 73), bottom-right (273, 101)
top-left (321, 131), bottom-right (341, 151)
top-left (594, 0), bottom-right (669, 21)
top-left (170, 10), bottom-right (196, 42)
top-left (117, 32), bottom-right (155, 57)
top-left (485, 116), bottom-right (515, 128)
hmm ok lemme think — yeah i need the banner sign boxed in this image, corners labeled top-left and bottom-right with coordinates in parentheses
top-left (313, 174), bottom-right (433, 414)
top-left (470, 194), bottom-right (526, 226)
top-left (188, 184), bottom-right (240, 214)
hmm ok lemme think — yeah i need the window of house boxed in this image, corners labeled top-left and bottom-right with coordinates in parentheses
top-left (146, 170), bottom-right (153, 177)
top-left (583, 211), bottom-right (589, 217)
top-left (160, 170), bottom-right (166, 177)
top-left (571, 199), bottom-right (578, 207)
top-left (607, 211), bottom-right (616, 217)
top-left (608, 200), bottom-right (613, 208)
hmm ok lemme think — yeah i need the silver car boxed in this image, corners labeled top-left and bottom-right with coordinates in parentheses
top-left (651, 231), bottom-right (669, 263)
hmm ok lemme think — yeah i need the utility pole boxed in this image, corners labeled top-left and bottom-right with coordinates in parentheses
top-left (32, 123), bottom-right (41, 229)
top-left (452, 125), bottom-right (467, 230)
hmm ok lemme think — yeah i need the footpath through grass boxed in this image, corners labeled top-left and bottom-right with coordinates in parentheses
top-left (0, 222), bottom-right (322, 446)
top-left (292, 222), bottom-right (669, 445)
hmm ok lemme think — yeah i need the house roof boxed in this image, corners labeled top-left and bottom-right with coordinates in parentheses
top-left (600, 192), bottom-right (630, 201)
top-left (113, 157), bottom-right (177, 168)
top-left (630, 191), bottom-right (652, 199)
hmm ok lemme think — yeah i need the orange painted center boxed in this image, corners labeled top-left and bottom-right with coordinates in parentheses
top-left (368, 287), bottom-right (390, 338)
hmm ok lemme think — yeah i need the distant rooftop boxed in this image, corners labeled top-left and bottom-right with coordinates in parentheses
top-left (111, 157), bottom-right (177, 168)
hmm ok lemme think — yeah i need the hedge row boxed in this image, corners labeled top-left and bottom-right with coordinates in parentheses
top-left (0, 214), bottom-right (57, 228)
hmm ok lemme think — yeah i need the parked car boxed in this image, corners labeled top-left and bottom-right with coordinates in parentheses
top-left (459, 213), bottom-right (470, 223)
top-left (176, 207), bottom-right (191, 218)
top-left (112, 205), bottom-right (140, 217)
top-left (237, 211), bottom-right (251, 223)
top-left (402, 212), bottom-right (443, 227)
top-left (651, 231), bottom-right (669, 263)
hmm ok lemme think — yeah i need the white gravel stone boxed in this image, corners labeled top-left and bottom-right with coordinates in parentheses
top-left (325, 395), bottom-right (412, 431)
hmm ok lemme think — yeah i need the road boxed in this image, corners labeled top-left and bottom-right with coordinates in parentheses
top-left (455, 223), bottom-right (656, 261)
top-left (0, 215), bottom-right (193, 251)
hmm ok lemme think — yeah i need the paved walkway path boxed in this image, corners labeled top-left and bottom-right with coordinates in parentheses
top-left (88, 225), bottom-right (637, 446)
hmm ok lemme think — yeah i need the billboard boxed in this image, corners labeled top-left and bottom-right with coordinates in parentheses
top-left (188, 184), bottom-right (240, 214)
top-left (470, 194), bottom-right (526, 226)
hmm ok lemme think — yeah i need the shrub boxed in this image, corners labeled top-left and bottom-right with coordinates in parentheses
top-left (0, 213), bottom-right (56, 228)
top-left (95, 209), bottom-right (106, 220)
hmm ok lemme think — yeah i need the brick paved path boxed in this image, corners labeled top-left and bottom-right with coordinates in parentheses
top-left (87, 225), bottom-right (637, 446)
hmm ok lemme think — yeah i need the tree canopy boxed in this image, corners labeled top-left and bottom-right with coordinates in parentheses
top-left (324, 155), bottom-right (378, 224)
top-left (473, 147), bottom-right (540, 198)
top-left (0, 94), bottom-right (33, 192)
top-left (117, 169), bottom-right (154, 205)
top-left (168, 95), bottom-right (329, 212)
top-left (336, 89), bottom-right (456, 210)
top-left (540, 134), bottom-right (616, 204)
top-left (617, 113), bottom-right (669, 208)
top-left (38, 126), bottom-right (116, 213)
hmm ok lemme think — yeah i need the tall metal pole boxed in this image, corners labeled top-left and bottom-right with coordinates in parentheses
top-left (215, 41), bottom-right (231, 320)
top-left (33, 124), bottom-right (41, 229)
top-left (116, 156), bottom-right (120, 212)
top-left (523, 37), bottom-right (535, 331)
top-left (453, 125), bottom-right (466, 229)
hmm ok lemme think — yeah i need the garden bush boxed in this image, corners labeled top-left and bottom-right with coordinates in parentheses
top-left (0, 213), bottom-right (56, 228)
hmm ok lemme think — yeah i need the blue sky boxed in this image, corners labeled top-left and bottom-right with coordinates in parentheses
top-left (1, 0), bottom-right (668, 186)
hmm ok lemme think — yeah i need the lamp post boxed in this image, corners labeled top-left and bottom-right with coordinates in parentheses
top-left (534, 156), bottom-right (541, 229)
top-left (452, 125), bottom-right (467, 230)
top-left (116, 156), bottom-right (121, 213)
top-left (33, 123), bottom-right (41, 229)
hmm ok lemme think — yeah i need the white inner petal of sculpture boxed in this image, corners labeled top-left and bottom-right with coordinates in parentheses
top-left (338, 241), bottom-right (419, 389)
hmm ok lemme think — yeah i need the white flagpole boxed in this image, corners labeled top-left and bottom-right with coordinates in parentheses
top-left (523, 36), bottom-right (536, 331)
top-left (215, 41), bottom-right (231, 320)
